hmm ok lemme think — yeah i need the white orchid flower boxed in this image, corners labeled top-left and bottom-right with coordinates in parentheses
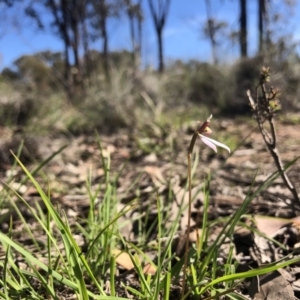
top-left (196, 115), bottom-right (231, 153)
top-left (198, 133), bottom-right (231, 153)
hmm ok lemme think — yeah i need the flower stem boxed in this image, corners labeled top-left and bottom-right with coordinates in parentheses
top-left (181, 132), bottom-right (198, 297)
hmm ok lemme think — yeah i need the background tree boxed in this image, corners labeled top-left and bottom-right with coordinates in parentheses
top-left (22, 0), bottom-right (90, 99)
top-left (147, 0), bottom-right (171, 72)
top-left (91, 0), bottom-right (109, 78)
top-left (79, 0), bottom-right (90, 80)
top-left (258, 0), bottom-right (268, 53)
top-left (90, 0), bottom-right (121, 79)
top-left (136, 0), bottom-right (143, 67)
top-left (203, 0), bottom-right (227, 65)
top-left (47, 0), bottom-right (72, 94)
top-left (13, 54), bottom-right (51, 91)
top-left (239, 0), bottom-right (247, 57)
top-left (258, 0), bottom-right (297, 62)
top-left (43, 0), bottom-right (88, 97)
top-left (124, 0), bottom-right (143, 69)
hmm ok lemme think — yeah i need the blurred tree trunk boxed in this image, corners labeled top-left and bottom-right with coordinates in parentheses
top-left (129, 7), bottom-right (136, 64)
top-left (70, 1), bottom-right (83, 88)
top-left (46, 0), bottom-right (89, 100)
top-left (80, 0), bottom-right (90, 83)
top-left (202, 0), bottom-right (227, 65)
top-left (148, 0), bottom-right (171, 73)
top-left (239, 0), bottom-right (247, 57)
top-left (91, 0), bottom-right (117, 81)
top-left (204, 0), bottom-right (218, 65)
top-left (47, 0), bottom-right (73, 98)
top-left (157, 27), bottom-right (163, 70)
top-left (125, 0), bottom-right (136, 65)
top-left (101, 13), bottom-right (109, 79)
top-left (258, 0), bottom-right (268, 53)
top-left (137, 0), bottom-right (143, 66)
top-left (125, 0), bottom-right (143, 70)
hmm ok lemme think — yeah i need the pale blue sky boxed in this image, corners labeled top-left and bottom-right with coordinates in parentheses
top-left (0, 0), bottom-right (299, 70)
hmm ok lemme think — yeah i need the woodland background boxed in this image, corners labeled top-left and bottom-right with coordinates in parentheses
top-left (0, 0), bottom-right (300, 134)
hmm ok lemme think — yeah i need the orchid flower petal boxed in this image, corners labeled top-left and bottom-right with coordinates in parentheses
top-left (199, 134), bottom-right (231, 153)
top-left (200, 135), bottom-right (218, 153)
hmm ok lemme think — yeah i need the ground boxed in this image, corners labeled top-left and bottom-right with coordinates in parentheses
top-left (1, 115), bottom-right (300, 299)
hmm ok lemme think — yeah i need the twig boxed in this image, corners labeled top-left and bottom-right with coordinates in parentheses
top-left (247, 67), bottom-right (300, 211)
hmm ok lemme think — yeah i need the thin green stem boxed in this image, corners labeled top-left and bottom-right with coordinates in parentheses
top-left (181, 132), bottom-right (198, 298)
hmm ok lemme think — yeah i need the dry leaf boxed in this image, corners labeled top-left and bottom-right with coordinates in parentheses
top-left (112, 249), bottom-right (157, 275)
top-left (143, 263), bottom-right (157, 275)
top-left (248, 215), bottom-right (293, 237)
top-left (112, 249), bottom-right (134, 270)
top-left (144, 166), bottom-right (165, 187)
top-left (250, 270), bottom-right (294, 300)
